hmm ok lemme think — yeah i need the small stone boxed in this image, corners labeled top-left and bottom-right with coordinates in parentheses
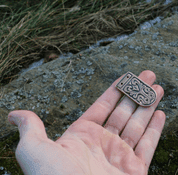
top-left (128, 45), bottom-right (135, 49)
top-left (170, 55), bottom-right (177, 61)
top-left (87, 61), bottom-right (93, 66)
top-left (140, 22), bottom-right (151, 29)
top-left (61, 96), bottom-right (68, 103)
top-left (71, 90), bottom-right (82, 98)
top-left (71, 68), bottom-right (74, 72)
top-left (47, 98), bottom-right (50, 104)
top-left (54, 79), bottom-right (63, 87)
top-left (141, 31), bottom-right (149, 35)
top-left (142, 39), bottom-right (147, 44)
top-left (72, 76), bottom-right (77, 79)
top-left (41, 109), bottom-right (45, 113)
top-left (43, 74), bottom-right (49, 79)
top-left (135, 46), bottom-right (142, 51)
top-left (86, 68), bottom-right (95, 75)
top-left (66, 125), bottom-right (70, 129)
top-left (120, 62), bottom-right (127, 68)
top-left (55, 133), bottom-right (62, 137)
top-left (119, 45), bottom-right (123, 49)
top-left (161, 57), bottom-right (166, 62)
top-left (152, 34), bottom-right (158, 40)
top-left (38, 95), bottom-right (42, 100)
top-left (76, 79), bottom-right (84, 84)
top-left (60, 88), bottom-right (66, 92)
top-left (155, 51), bottom-right (160, 56)
top-left (145, 45), bottom-right (151, 51)
top-left (162, 24), bottom-right (167, 28)
top-left (167, 20), bottom-right (174, 26)
top-left (163, 46), bottom-right (169, 49)
top-left (133, 61), bottom-right (139, 64)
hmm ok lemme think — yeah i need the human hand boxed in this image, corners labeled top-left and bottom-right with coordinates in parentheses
top-left (8, 70), bottom-right (165, 175)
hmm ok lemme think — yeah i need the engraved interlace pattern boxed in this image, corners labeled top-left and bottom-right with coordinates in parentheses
top-left (123, 78), bottom-right (156, 106)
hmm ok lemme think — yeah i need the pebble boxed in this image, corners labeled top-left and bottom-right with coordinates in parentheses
top-left (144, 45), bottom-right (151, 51)
top-left (128, 45), bottom-right (135, 49)
top-left (87, 61), bottom-right (93, 66)
top-left (71, 90), bottom-right (82, 98)
top-left (120, 62), bottom-right (128, 68)
top-left (76, 79), bottom-right (84, 85)
top-left (61, 96), bottom-right (68, 103)
top-left (161, 57), bottom-right (166, 62)
top-left (41, 109), bottom-right (46, 113)
top-left (170, 55), bottom-right (177, 61)
top-left (141, 30), bottom-right (149, 35)
top-left (135, 46), bottom-right (142, 51)
top-left (142, 39), bottom-right (147, 44)
top-left (55, 133), bottom-right (62, 137)
top-left (133, 61), bottom-right (139, 64)
top-left (119, 45), bottom-right (123, 49)
top-left (152, 33), bottom-right (158, 40)
top-left (86, 68), bottom-right (95, 75)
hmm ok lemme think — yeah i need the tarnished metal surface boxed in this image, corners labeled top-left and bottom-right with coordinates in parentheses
top-left (116, 72), bottom-right (156, 107)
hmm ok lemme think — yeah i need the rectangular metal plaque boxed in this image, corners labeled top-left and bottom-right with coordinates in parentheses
top-left (116, 72), bottom-right (157, 107)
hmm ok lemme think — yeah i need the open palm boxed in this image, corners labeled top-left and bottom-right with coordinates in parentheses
top-left (8, 70), bottom-right (165, 175)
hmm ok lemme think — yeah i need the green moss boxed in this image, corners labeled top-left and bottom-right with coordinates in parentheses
top-left (0, 131), bottom-right (23, 175)
top-left (149, 131), bottom-right (178, 174)
top-left (155, 148), bottom-right (169, 164)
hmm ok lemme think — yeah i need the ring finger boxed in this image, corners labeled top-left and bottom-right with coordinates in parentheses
top-left (120, 84), bottom-right (164, 148)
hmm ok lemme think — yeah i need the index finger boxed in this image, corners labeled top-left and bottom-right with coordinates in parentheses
top-left (78, 74), bottom-right (125, 125)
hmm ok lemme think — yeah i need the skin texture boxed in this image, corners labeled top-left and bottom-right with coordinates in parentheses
top-left (8, 70), bottom-right (166, 175)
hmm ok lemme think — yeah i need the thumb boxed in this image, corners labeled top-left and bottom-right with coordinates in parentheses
top-left (8, 110), bottom-right (48, 140)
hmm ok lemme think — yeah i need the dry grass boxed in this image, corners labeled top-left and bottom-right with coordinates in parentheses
top-left (0, 0), bottom-right (177, 84)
